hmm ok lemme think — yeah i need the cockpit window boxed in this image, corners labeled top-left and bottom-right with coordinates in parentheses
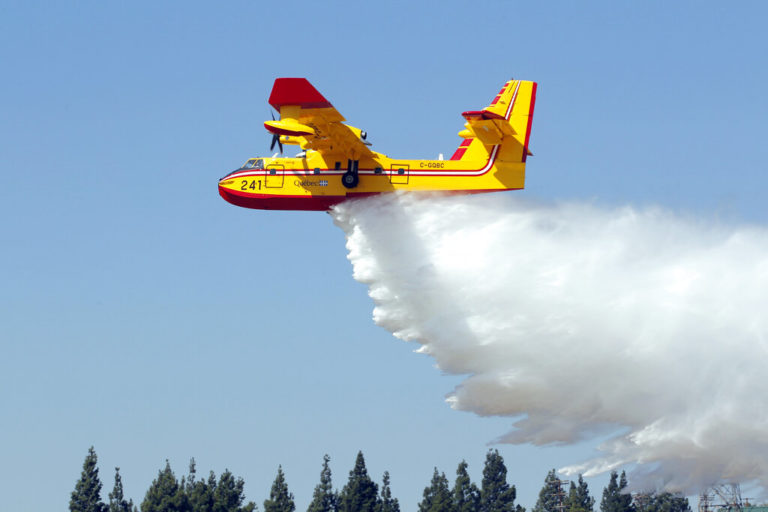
top-left (244, 158), bottom-right (264, 169)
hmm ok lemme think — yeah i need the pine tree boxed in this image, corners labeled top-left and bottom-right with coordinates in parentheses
top-left (141, 460), bottom-right (190, 512)
top-left (307, 455), bottom-right (337, 512)
top-left (600, 472), bottom-right (632, 512)
top-left (479, 450), bottom-right (521, 512)
top-left (264, 466), bottom-right (295, 512)
top-left (70, 446), bottom-right (107, 512)
top-left (213, 470), bottom-right (256, 512)
top-left (185, 460), bottom-right (214, 512)
top-left (418, 468), bottom-right (454, 512)
top-left (533, 470), bottom-right (561, 512)
top-left (377, 471), bottom-right (399, 512)
top-left (338, 452), bottom-right (379, 512)
top-left (633, 492), bottom-right (690, 512)
top-left (109, 467), bottom-right (135, 512)
top-left (565, 475), bottom-right (594, 512)
top-left (453, 460), bottom-right (479, 512)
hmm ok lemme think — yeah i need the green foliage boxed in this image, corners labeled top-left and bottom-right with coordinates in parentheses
top-left (71, 446), bottom-right (107, 512)
top-left (213, 470), bottom-right (256, 512)
top-left (533, 470), bottom-right (562, 512)
top-left (600, 472), bottom-right (633, 512)
top-left (565, 475), bottom-right (594, 512)
top-left (141, 460), bottom-right (189, 512)
top-left (453, 460), bottom-right (479, 512)
top-left (307, 455), bottom-right (337, 512)
top-left (338, 452), bottom-right (379, 512)
top-left (185, 460), bottom-right (215, 512)
top-left (109, 467), bottom-right (135, 512)
top-left (480, 450), bottom-right (521, 512)
top-left (75, 453), bottom-right (257, 512)
top-left (377, 471), bottom-right (399, 512)
top-left (633, 493), bottom-right (690, 512)
top-left (418, 468), bottom-right (453, 512)
top-left (264, 466), bottom-right (295, 512)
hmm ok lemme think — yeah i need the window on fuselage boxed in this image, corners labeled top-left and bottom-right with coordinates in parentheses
top-left (243, 158), bottom-right (264, 170)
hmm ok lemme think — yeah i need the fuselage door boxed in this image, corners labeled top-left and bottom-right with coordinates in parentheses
top-left (389, 164), bottom-right (409, 185)
top-left (265, 164), bottom-right (284, 188)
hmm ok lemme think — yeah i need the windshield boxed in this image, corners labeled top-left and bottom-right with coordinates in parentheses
top-left (243, 158), bottom-right (264, 170)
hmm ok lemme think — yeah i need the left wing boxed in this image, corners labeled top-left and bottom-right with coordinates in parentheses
top-left (263, 78), bottom-right (373, 159)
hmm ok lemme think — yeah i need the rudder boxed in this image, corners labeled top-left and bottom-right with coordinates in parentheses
top-left (454, 79), bottom-right (537, 163)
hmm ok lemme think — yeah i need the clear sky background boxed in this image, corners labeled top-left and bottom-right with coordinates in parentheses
top-left (2, 1), bottom-right (767, 511)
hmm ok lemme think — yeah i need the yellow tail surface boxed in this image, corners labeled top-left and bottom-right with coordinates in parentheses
top-left (452, 79), bottom-right (537, 164)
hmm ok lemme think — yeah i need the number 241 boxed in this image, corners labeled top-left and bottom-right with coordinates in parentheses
top-left (241, 180), bottom-right (261, 191)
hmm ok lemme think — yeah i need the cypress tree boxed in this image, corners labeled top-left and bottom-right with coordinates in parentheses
top-left (418, 468), bottom-right (454, 512)
top-left (338, 452), bottom-right (378, 512)
top-left (71, 446), bottom-right (107, 512)
top-left (307, 455), bottom-right (337, 512)
top-left (533, 470), bottom-right (561, 512)
top-left (479, 450), bottom-right (521, 512)
top-left (377, 471), bottom-right (400, 512)
top-left (565, 475), bottom-right (594, 512)
top-left (264, 466), bottom-right (295, 512)
top-left (141, 460), bottom-right (189, 512)
top-left (600, 472), bottom-right (633, 512)
top-left (109, 467), bottom-right (134, 512)
top-left (453, 460), bottom-right (479, 512)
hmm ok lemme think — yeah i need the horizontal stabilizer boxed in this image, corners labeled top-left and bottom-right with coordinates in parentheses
top-left (454, 79), bottom-right (537, 162)
top-left (461, 110), bottom-right (505, 120)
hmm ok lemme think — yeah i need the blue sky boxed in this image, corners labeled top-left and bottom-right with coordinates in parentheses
top-left (2, 1), bottom-right (767, 510)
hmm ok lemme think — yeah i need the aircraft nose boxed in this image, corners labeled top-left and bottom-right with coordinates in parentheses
top-left (220, 169), bottom-right (239, 181)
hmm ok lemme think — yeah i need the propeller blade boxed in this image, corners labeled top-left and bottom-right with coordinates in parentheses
top-left (268, 109), bottom-right (282, 154)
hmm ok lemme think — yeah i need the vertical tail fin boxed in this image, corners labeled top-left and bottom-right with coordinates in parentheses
top-left (453, 79), bottom-right (537, 163)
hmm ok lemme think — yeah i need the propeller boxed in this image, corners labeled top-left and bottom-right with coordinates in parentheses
top-left (269, 111), bottom-right (283, 154)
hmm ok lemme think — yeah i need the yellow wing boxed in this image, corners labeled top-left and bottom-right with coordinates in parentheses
top-left (263, 78), bottom-right (373, 160)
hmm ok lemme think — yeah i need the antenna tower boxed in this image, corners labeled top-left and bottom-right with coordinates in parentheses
top-left (551, 477), bottom-right (570, 512)
top-left (699, 484), bottom-right (744, 512)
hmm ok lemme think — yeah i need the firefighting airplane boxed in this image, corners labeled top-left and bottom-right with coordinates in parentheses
top-left (218, 77), bottom-right (537, 211)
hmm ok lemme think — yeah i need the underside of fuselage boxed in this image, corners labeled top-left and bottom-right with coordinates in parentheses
top-left (218, 185), bottom-right (375, 211)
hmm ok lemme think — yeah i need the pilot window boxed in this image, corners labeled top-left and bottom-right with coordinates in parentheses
top-left (244, 159), bottom-right (264, 169)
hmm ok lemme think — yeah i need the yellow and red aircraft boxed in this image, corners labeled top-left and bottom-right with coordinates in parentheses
top-left (219, 77), bottom-right (537, 211)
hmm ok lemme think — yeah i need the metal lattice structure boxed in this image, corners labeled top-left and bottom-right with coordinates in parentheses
top-left (551, 477), bottom-right (571, 512)
top-left (699, 485), bottom-right (744, 512)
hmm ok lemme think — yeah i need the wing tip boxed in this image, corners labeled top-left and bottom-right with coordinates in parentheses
top-left (268, 78), bottom-right (333, 111)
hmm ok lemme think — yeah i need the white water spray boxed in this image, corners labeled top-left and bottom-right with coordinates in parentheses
top-left (331, 192), bottom-right (768, 494)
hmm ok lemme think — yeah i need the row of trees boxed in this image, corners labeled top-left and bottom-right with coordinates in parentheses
top-left (70, 447), bottom-right (691, 512)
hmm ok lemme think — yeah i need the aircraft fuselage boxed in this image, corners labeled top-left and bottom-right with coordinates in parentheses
top-left (218, 147), bottom-right (524, 211)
